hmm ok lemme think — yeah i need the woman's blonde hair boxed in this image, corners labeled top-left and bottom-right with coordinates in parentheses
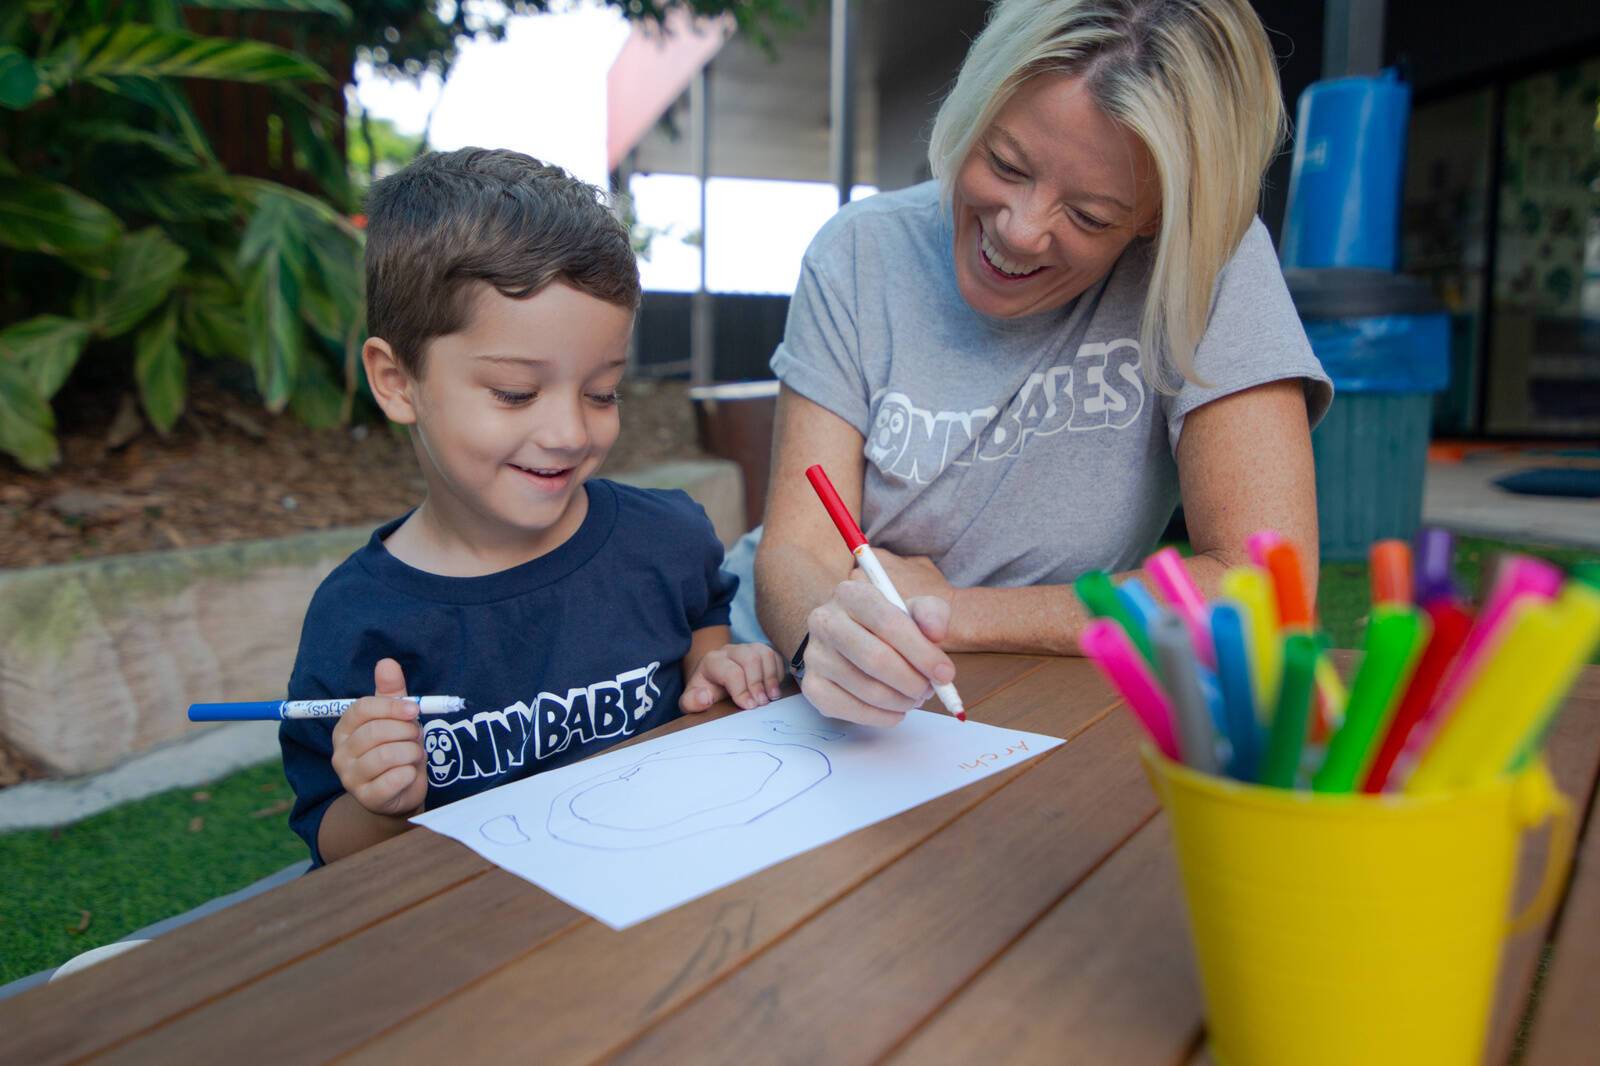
top-left (928, 0), bottom-right (1286, 390)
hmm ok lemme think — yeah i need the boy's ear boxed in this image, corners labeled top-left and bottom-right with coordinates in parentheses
top-left (362, 337), bottom-right (418, 425)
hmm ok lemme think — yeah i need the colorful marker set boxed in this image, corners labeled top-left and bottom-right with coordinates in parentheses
top-left (1080, 530), bottom-right (1600, 795)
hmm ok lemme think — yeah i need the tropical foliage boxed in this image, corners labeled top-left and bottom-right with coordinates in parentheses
top-left (0, 0), bottom-right (805, 471)
top-left (0, 0), bottom-right (364, 469)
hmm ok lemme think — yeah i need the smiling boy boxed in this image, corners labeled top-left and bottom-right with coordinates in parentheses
top-left (281, 149), bottom-right (783, 865)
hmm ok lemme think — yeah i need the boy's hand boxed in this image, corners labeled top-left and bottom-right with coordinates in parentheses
top-left (680, 643), bottom-right (785, 712)
top-left (331, 658), bottom-right (428, 817)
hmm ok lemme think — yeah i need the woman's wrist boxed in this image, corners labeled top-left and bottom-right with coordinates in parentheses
top-left (944, 586), bottom-right (979, 653)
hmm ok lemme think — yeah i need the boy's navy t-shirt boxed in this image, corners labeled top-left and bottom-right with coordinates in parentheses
top-left (280, 479), bottom-right (737, 866)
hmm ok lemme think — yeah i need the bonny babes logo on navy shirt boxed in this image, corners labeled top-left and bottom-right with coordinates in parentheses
top-left (421, 662), bottom-right (663, 790)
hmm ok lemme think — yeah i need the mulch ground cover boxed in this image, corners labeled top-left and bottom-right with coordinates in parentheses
top-left (0, 376), bottom-right (703, 570)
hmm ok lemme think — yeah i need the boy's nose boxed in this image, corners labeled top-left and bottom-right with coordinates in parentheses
top-left (535, 397), bottom-right (590, 455)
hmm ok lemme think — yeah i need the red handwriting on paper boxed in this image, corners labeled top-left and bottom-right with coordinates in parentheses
top-left (957, 738), bottom-right (1031, 772)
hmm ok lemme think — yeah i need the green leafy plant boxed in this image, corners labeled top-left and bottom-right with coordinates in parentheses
top-left (0, 0), bottom-right (365, 469)
top-left (0, 0), bottom-right (807, 471)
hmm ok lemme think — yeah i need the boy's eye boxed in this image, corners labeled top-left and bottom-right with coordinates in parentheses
top-left (490, 387), bottom-right (536, 406)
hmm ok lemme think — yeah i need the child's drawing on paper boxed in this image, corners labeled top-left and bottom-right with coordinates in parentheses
top-left (543, 738), bottom-right (832, 849)
top-left (415, 696), bottom-right (1063, 929)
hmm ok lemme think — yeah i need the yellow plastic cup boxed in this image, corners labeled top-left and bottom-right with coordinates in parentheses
top-left (1143, 748), bottom-right (1574, 1066)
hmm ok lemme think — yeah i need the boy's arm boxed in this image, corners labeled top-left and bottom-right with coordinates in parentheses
top-left (684, 624), bottom-right (734, 681)
top-left (680, 626), bottom-right (786, 712)
top-left (318, 792), bottom-right (418, 861)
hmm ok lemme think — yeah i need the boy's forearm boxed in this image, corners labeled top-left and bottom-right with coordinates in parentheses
top-left (317, 792), bottom-right (417, 863)
top-left (683, 624), bottom-right (733, 681)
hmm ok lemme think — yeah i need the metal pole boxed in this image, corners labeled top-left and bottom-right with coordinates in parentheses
top-left (617, 148), bottom-right (640, 375)
top-left (1322, 0), bottom-right (1386, 77)
top-left (829, 0), bottom-right (857, 206)
top-left (690, 62), bottom-right (714, 384)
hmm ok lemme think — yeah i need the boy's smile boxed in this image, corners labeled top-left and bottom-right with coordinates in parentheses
top-left (372, 282), bottom-right (634, 575)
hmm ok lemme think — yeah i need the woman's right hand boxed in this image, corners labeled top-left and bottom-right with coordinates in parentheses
top-left (798, 580), bottom-right (958, 727)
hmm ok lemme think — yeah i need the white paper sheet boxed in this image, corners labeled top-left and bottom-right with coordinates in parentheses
top-left (411, 696), bottom-right (1063, 929)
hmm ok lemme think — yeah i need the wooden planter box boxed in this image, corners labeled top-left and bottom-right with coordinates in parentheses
top-left (0, 461), bottom-right (743, 777)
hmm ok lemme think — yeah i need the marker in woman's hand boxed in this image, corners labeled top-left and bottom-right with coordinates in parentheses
top-left (806, 464), bottom-right (966, 721)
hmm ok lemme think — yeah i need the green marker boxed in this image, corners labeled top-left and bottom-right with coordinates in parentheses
top-left (1075, 570), bottom-right (1155, 665)
top-left (1575, 561), bottom-right (1600, 592)
top-left (1313, 606), bottom-right (1430, 793)
top-left (1260, 632), bottom-right (1319, 789)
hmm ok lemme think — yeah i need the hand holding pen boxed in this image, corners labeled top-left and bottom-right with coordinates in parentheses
top-left (331, 658), bottom-right (431, 817)
top-left (797, 464), bottom-right (966, 727)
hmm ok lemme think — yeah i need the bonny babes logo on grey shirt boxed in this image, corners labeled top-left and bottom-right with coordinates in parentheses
top-left (866, 337), bottom-right (1145, 485)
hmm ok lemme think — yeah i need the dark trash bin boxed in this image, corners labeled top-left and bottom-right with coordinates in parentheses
top-left (689, 380), bottom-right (780, 533)
top-left (1288, 269), bottom-right (1450, 561)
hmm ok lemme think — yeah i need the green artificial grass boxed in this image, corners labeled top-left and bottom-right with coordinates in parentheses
top-left (0, 535), bottom-right (1593, 986)
top-left (1314, 535), bottom-right (1598, 660)
top-left (0, 760), bottom-right (306, 985)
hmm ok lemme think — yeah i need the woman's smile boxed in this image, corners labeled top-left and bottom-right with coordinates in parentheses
top-left (977, 220), bottom-right (1048, 281)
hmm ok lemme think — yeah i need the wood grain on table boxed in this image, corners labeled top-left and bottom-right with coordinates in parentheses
top-left (4, 656), bottom-right (1598, 1066)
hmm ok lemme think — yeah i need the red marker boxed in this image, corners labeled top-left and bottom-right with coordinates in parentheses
top-left (1361, 599), bottom-right (1473, 792)
top-left (806, 464), bottom-right (966, 721)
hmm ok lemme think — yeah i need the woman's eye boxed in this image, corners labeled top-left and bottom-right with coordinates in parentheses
top-left (1072, 208), bottom-right (1111, 232)
top-left (587, 391), bottom-right (622, 407)
top-left (490, 388), bottom-right (536, 406)
top-left (988, 150), bottom-right (1024, 178)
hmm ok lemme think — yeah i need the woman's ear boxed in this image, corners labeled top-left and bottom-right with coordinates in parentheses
top-left (1137, 213), bottom-right (1162, 240)
top-left (362, 337), bottom-right (419, 425)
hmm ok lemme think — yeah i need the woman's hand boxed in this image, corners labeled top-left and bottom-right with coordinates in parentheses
top-left (847, 548), bottom-right (956, 606)
top-left (799, 580), bottom-right (958, 728)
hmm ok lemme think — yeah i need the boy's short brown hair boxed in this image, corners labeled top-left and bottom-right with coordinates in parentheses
top-left (364, 148), bottom-right (640, 376)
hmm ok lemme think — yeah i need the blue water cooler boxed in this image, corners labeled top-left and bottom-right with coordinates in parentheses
top-left (1281, 69), bottom-right (1411, 271)
top-left (1280, 69), bottom-right (1450, 561)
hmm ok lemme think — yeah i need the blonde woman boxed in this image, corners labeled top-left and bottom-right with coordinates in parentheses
top-left (739, 0), bottom-right (1332, 726)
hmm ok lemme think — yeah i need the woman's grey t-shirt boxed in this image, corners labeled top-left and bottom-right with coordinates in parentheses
top-left (769, 180), bottom-right (1332, 589)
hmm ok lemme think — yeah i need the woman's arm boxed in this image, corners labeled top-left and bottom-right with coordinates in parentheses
top-left (871, 379), bottom-right (1320, 655)
top-left (756, 387), bottom-right (958, 726)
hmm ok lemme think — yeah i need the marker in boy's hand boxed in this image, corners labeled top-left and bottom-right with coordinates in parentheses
top-left (330, 658), bottom-right (427, 818)
top-left (681, 642), bottom-right (786, 712)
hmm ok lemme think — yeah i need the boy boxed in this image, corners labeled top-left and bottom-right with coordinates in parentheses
top-left (282, 149), bottom-right (783, 866)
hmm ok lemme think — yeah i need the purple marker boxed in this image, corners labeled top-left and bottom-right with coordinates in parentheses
top-left (1414, 527), bottom-right (1456, 604)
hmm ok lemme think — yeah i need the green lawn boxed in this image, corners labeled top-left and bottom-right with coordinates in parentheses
top-left (0, 761), bottom-right (306, 985)
top-left (1, 534), bottom-right (1594, 985)
top-left (1314, 535), bottom-right (1598, 657)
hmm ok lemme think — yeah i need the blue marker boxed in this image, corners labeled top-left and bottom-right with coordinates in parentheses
top-left (188, 696), bottom-right (465, 721)
top-left (1211, 603), bottom-right (1262, 781)
top-left (1116, 577), bottom-right (1164, 634)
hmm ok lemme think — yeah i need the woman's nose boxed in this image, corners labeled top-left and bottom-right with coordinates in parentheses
top-left (995, 196), bottom-right (1053, 257)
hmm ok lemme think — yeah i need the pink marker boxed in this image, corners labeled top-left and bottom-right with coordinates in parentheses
top-left (1147, 547), bottom-right (1214, 667)
top-left (1081, 618), bottom-right (1181, 760)
top-left (1246, 529), bottom-right (1285, 569)
top-left (1403, 555), bottom-right (1563, 761)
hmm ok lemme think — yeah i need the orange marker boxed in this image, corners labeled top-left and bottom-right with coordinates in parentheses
top-left (1264, 541), bottom-right (1312, 629)
top-left (1264, 539), bottom-right (1336, 739)
top-left (1370, 540), bottom-right (1414, 606)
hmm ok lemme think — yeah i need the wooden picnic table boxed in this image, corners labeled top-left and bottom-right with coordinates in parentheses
top-left (6, 653), bottom-right (1598, 1064)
